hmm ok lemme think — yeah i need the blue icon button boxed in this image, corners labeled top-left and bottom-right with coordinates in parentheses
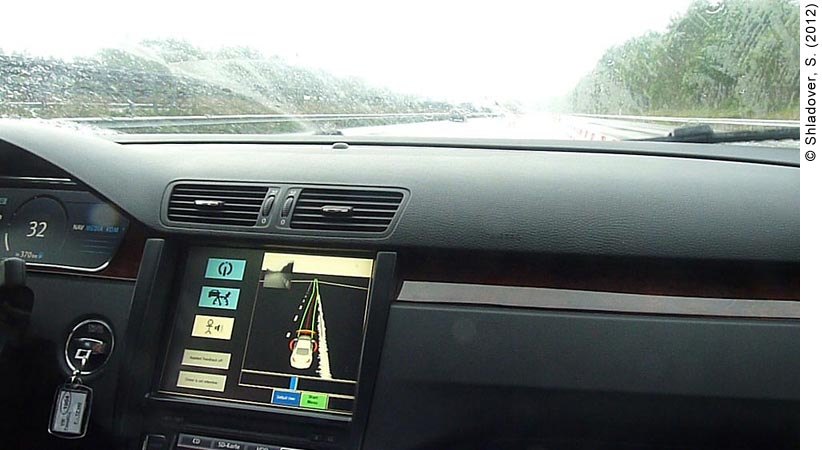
top-left (205, 258), bottom-right (246, 281)
top-left (272, 390), bottom-right (301, 407)
top-left (199, 286), bottom-right (240, 310)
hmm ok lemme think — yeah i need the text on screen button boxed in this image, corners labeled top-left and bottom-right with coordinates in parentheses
top-left (272, 390), bottom-right (302, 407)
top-left (181, 349), bottom-right (231, 370)
top-left (176, 371), bottom-right (227, 392)
top-left (300, 392), bottom-right (329, 410)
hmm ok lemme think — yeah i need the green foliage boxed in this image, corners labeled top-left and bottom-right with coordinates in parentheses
top-left (571, 0), bottom-right (799, 119)
top-left (96, 48), bottom-right (170, 74)
top-left (0, 44), bottom-right (455, 130)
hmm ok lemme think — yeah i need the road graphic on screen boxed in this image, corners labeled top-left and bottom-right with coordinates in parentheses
top-left (289, 279), bottom-right (325, 375)
top-left (242, 253), bottom-right (371, 383)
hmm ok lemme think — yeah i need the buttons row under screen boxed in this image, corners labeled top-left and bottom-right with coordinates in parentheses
top-left (171, 434), bottom-right (309, 450)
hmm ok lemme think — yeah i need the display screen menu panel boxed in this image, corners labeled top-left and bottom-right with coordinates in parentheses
top-left (158, 247), bottom-right (373, 415)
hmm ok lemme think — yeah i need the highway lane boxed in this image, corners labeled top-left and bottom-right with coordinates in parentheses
top-left (341, 113), bottom-right (668, 141)
top-left (342, 113), bottom-right (799, 148)
top-left (49, 111), bottom-right (797, 145)
top-left (560, 115), bottom-right (672, 140)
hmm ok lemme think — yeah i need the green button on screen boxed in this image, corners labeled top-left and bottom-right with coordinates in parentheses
top-left (299, 392), bottom-right (328, 410)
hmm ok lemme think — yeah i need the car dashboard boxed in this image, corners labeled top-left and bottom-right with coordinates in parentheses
top-left (0, 122), bottom-right (799, 450)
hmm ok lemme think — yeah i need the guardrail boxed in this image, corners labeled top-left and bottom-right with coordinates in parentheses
top-left (3, 101), bottom-right (158, 108)
top-left (572, 113), bottom-right (799, 128)
top-left (54, 112), bottom-right (478, 130)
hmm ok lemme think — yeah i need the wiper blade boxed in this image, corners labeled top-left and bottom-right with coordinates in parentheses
top-left (634, 124), bottom-right (799, 143)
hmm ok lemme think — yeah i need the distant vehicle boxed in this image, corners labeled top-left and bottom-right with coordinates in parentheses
top-left (448, 109), bottom-right (467, 122)
top-left (290, 335), bottom-right (314, 369)
top-left (262, 262), bottom-right (294, 289)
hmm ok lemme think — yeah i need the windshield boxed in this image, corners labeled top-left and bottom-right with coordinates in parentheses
top-left (0, 0), bottom-right (799, 144)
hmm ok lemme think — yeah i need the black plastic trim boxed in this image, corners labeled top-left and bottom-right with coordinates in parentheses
top-left (349, 252), bottom-right (397, 450)
top-left (114, 238), bottom-right (180, 444)
top-left (364, 303), bottom-right (799, 449)
top-left (397, 281), bottom-right (800, 319)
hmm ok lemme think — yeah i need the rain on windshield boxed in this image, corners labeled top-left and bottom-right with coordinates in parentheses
top-left (0, 0), bottom-right (800, 142)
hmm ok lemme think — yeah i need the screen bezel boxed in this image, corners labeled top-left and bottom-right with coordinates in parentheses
top-left (149, 245), bottom-right (395, 428)
top-left (154, 247), bottom-right (375, 418)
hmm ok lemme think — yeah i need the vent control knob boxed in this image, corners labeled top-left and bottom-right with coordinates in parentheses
top-left (261, 195), bottom-right (276, 216)
top-left (281, 196), bottom-right (295, 217)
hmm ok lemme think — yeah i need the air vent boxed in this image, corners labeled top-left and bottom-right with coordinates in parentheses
top-left (291, 188), bottom-right (404, 233)
top-left (167, 183), bottom-right (268, 227)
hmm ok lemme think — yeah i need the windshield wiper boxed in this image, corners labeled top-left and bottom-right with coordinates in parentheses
top-left (634, 124), bottom-right (799, 143)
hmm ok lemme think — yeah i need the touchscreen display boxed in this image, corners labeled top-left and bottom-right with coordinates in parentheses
top-left (158, 247), bottom-right (373, 415)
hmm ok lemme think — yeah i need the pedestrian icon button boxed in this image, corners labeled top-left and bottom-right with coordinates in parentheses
top-left (192, 315), bottom-right (234, 340)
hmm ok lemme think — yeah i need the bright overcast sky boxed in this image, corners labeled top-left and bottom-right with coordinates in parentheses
top-left (2, 0), bottom-right (693, 103)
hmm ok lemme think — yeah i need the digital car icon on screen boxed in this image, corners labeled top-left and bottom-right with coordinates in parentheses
top-left (288, 280), bottom-right (322, 370)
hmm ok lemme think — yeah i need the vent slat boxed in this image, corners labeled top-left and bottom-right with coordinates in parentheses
top-left (300, 192), bottom-right (403, 201)
top-left (171, 194), bottom-right (266, 203)
top-left (289, 213), bottom-right (392, 223)
top-left (169, 201), bottom-right (262, 211)
top-left (289, 221), bottom-right (390, 232)
top-left (167, 214), bottom-right (258, 226)
top-left (167, 183), bottom-right (266, 227)
top-left (168, 208), bottom-right (260, 218)
top-left (295, 198), bottom-right (401, 208)
top-left (293, 207), bottom-right (395, 217)
top-left (291, 188), bottom-right (403, 233)
top-left (174, 186), bottom-right (267, 194)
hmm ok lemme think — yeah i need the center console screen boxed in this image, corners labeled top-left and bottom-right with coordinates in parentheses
top-left (158, 247), bottom-right (374, 416)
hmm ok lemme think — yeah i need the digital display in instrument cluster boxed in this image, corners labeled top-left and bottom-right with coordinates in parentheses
top-left (0, 188), bottom-right (129, 270)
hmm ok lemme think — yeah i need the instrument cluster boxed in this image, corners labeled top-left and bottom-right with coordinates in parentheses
top-left (0, 186), bottom-right (128, 271)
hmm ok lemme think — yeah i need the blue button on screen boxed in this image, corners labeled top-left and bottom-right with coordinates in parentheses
top-left (205, 258), bottom-right (246, 281)
top-left (272, 390), bottom-right (301, 406)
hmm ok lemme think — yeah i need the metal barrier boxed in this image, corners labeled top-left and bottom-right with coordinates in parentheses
top-left (572, 113), bottom-right (798, 128)
top-left (51, 112), bottom-right (492, 130)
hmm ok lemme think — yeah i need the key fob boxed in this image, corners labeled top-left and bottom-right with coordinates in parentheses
top-left (48, 383), bottom-right (93, 439)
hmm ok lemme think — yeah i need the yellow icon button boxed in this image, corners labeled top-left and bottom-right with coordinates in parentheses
top-left (191, 315), bottom-right (234, 340)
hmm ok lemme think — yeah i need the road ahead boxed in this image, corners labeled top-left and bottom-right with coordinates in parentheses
top-left (56, 111), bottom-right (796, 143)
top-left (341, 113), bottom-right (671, 141)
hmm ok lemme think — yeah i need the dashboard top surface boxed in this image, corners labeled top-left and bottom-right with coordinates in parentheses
top-left (0, 121), bottom-right (800, 264)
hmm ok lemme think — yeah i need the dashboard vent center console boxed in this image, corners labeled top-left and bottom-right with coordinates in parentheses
top-left (291, 188), bottom-right (404, 233)
top-left (163, 182), bottom-right (407, 235)
top-left (167, 183), bottom-right (267, 227)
